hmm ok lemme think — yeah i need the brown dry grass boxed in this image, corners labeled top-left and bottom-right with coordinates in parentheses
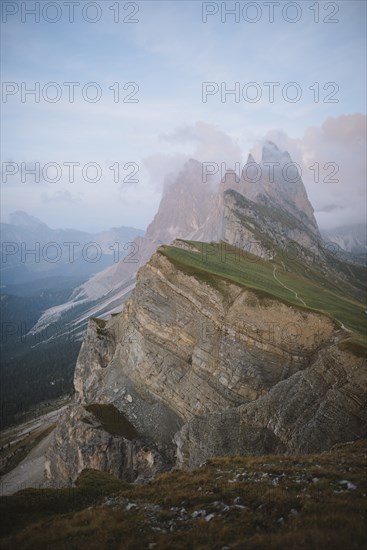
top-left (0, 440), bottom-right (366, 549)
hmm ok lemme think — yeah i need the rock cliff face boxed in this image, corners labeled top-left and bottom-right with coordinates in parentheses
top-left (176, 345), bottom-right (367, 468)
top-left (220, 189), bottom-right (319, 258)
top-left (83, 251), bottom-right (336, 416)
top-left (146, 159), bottom-right (215, 243)
top-left (45, 242), bottom-right (366, 486)
top-left (45, 404), bottom-right (167, 485)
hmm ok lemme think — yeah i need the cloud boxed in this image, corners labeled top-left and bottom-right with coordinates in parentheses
top-left (316, 204), bottom-right (343, 213)
top-left (142, 152), bottom-right (188, 191)
top-left (253, 114), bottom-right (366, 230)
top-left (161, 121), bottom-right (242, 168)
top-left (141, 122), bottom-right (243, 192)
top-left (41, 190), bottom-right (82, 204)
top-left (162, 121), bottom-right (243, 166)
top-left (2, 115), bottom-right (365, 234)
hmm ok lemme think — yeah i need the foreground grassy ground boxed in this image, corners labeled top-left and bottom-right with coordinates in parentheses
top-left (0, 440), bottom-right (366, 549)
top-left (160, 241), bottom-right (367, 355)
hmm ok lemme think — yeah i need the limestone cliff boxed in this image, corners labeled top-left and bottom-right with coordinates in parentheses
top-left (45, 403), bottom-right (167, 486)
top-left (45, 243), bottom-right (366, 486)
top-left (221, 189), bottom-right (319, 258)
top-left (176, 345), bottom-right (367, 468)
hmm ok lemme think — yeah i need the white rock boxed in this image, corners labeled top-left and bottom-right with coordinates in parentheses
top-left (340, 480), bottom-right (357, 490)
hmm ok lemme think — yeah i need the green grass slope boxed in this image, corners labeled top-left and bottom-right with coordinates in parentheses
top-left (159, 240), bottom-right (367, 355)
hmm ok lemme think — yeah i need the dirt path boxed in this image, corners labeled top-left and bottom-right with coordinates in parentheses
top-left (272, 263), bottom-right (353, 333)
top-left (272, 265), bottom-right (307, 307)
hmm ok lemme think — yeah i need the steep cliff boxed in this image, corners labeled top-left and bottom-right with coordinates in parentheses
top-left (45, 402), bottom-right (168, 485)
top-left (176, 344), bottom-right (367, 468)
top-left (45, 236), bottom-right (366, 486)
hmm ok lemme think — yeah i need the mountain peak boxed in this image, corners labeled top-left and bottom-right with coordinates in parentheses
top-left (145, 157), bottom-right (215, 243)
top-left (186, 158), bottom-right (201, 166)
top-left (261, 140), bottom-right (291, 164)
top-left (239, 144), bottom-right (319, 235)
top-left (8, 211), bottom-right (48, 228)
top-left (220, 171), bottom-right (240, 193)
top-left (245, 153), bottom-right (256, 164)
top-left (182, 158), bottom-right (202, 172)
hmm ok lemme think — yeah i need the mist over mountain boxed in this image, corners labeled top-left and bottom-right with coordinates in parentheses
top-left (1, 136), bottom-right (366, 550)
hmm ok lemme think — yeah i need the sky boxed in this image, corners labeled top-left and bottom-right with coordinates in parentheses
top-left (1, 0), bottom-right (366, 231)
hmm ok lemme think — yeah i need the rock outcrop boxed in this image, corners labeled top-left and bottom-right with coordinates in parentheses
top-left (45, 403), bottom-right (168, 486)
top-left (45, 242), bottom-right (366, 486)
top-left (221, 189), bottom-right (320, 258)
top-left (175, 345), bottom-right (367, 468)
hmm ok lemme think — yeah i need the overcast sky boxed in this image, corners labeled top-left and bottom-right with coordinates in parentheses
top-left (1, 0), bottom-right (366, 231)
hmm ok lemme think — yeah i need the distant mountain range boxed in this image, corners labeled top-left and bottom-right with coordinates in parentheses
top-left (0, 215), bottom-right (144, 427)
top-left (321, 224), bottom-right (367, 253)
top-left (0, 212), bottom-right (144, 286)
